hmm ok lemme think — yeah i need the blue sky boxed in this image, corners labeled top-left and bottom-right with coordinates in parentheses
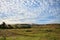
top-left (0, 0), bottom-right (60, 24)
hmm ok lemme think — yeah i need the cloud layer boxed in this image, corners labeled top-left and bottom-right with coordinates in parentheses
top-left (0, 0), bottom-right (60, 24)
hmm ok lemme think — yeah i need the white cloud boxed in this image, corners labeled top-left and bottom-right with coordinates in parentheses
top-left (0, 0), bottom-right (60, 24)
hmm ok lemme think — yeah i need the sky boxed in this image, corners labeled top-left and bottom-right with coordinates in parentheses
top-left (0, 0), bottom-right (60, 24)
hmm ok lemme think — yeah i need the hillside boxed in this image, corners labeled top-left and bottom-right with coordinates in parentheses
top-left (0, 22), bottom-right (60, 40)
top-left (0, 22), bottom-right (60, 29)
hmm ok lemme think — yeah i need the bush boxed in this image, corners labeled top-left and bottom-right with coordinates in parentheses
top-left (26, 30), bottom-right (32, 32)
top-left (20, 24), bottom-right (31, 28)
top-left (46, 30), bottom-right (53, 32)
top-left (8, 25), bottom-right (13, 29)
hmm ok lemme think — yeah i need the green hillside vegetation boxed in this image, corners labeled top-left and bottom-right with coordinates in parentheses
top-left (0, 22), bottom-right (60, 40)
top-left (0, 22), bottom-right (60, 29)
top-left (0, 22), bottom-right (32, 29)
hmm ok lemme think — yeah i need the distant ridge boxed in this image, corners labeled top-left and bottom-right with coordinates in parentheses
top-left (0, 22), bottom-right (60, 29)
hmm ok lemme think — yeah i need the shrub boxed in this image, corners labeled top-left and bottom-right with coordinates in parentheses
top-left (46, 30), bottom-right (53, 32)
top-left (20, 24), bottom-right (31, 28)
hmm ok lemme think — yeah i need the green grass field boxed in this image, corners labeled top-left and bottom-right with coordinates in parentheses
top-left (0, 24), bottom-right (60, 40)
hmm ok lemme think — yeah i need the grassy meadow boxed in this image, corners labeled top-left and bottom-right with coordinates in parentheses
top-left (0, 24), bottom-right (60, 40)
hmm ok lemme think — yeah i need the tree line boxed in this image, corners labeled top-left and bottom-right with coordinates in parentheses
top-left (0, 22), bottom-right (31, 29)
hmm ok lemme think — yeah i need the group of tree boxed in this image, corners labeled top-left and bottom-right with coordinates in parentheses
top-left (0, 22), bottom-right (31, 29)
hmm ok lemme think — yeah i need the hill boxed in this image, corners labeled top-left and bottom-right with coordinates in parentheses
top-left (0, 22), bottom-right (60, 40)
top-left (0, 22), bottom-right (60, 29)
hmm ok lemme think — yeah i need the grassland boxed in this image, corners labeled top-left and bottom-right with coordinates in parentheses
top-left (0, 24), bottom-right (60, 40)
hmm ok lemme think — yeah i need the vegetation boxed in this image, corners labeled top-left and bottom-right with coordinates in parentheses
top-left (0, 22), bottom-right (60, 40)
top-left (0, 22), bottom-right (32, 29)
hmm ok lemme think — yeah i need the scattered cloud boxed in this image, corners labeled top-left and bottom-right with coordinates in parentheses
top-left (0, 0), bottom-right (60, 24)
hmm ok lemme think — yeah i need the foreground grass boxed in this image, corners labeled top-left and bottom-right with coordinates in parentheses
top-left (0, 26), bottom-right (60, 40)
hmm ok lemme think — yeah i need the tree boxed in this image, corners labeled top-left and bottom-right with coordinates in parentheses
top-left (8, 24), bottom-right (13, 29)
top-left (1, 22), bottom-right (7, 29)
top-left (1, 22), bottom-right (7, 40)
